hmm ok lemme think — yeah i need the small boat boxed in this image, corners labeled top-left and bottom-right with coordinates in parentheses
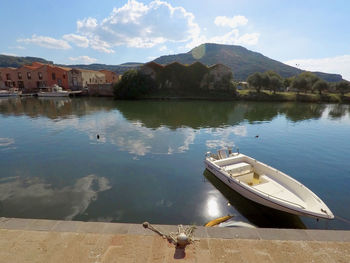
top-left (37, 85), bottom-right (69, 97)
top-left (0, 88), bottom-right (21, 97)
top-left (204, 149), bottom-right (334, 220)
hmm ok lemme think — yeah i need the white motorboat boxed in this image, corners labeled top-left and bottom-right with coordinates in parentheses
top-left (0, 88), bottom-right (21, 97)
top-left (204, 150), bottom-right (334, 220)
top-left (37, 85), bottom-right (70, 97)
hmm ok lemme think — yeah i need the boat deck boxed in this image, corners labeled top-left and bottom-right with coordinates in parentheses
top-left (253, 175), bottom-right (305, 208)
top-left (222, 161), bottom-right (306, 209)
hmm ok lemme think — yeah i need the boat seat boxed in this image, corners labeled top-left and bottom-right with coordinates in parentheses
top-left (218, 149), bottom-right (228, 159)
top-left (224, 162), bottom-right (253, 177)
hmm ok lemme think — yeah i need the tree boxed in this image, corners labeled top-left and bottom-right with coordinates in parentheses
top-left (284, 77), bottom-right (294, 89)
top-left (268, 76), bottom-right (283, 94)
top-left (291, 72), bottom-right (319, 94)
top-left (300, 72), bottom-right (319, 93)
top-left (265, 71), bottom-right (283, 94)
top-left (114, 70), bottom-right (155, 99)
top-left (247, 72), bottom-right (269, 93)
top-left (335, 81), bottom-right (350, 96)
top-left (312, 80), bottom-right (329, 95)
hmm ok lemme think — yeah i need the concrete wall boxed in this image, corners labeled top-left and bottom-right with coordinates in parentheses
top-left (87, 83), bottom-right (114, 96)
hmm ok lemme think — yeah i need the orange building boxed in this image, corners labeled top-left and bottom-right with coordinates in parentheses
top-left (0, 62), bottom-right (70, 91)
top-left (99, 70), bottom-right (120, 84)
top-left (0, 67), bottom-right (17, 89)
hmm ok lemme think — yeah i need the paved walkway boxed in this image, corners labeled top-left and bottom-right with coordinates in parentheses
top-left (0, 218), bottom-right (349, 262)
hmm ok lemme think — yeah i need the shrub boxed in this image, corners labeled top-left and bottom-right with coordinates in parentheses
top-left (114, 70), bottom-right (156, 99)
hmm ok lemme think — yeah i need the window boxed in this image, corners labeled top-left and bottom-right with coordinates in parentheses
top-left (0, 72), bottom-right (2, 81)
top-left (63, 74), bottom-right (65, 79)
top-left (52, 73), bottom-right (56, 80)
top-left (27, 72), bottom-right (31, 80)
top-left (18, 72), bottom-right (22, 79)
top-left (89, 78), bottom-right (91, 83)
top-left (38, 72), bottom-right (43, 80)
top-left (6, 73), bottom-right (12, 80)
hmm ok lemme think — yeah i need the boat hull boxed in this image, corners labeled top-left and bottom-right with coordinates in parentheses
top-left (204, 154), bottom-right (334, 220)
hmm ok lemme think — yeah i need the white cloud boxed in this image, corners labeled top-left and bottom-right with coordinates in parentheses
top-left (1, 53), bottom-right (17, 56)
top-left (186, 30), bottom-right (259, 49)
top-left (18, 34), bottom-right (71, 50)
top-left (63, 34), bottom-right (89, 48)
top-left (214, 15), bottom-right (248, 28)
top-left (69, 56), bottom-right (97, 64)
top-left (235, 33), bottom-right (260, 46)
top-left (284, 55), bottom-right (350, 80)
top-left (8, 45), bottom-right (26, 50)
top-left (159, 45), bottom-right (167, 51)
top-left (89, 37), bottom-right (115, 53)
top-left (76, 0), bottom-right (200, 49)
top-left (186, 14), bottom-right (259, 49)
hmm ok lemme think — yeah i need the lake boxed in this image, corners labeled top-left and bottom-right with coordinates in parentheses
top-left (0, 97), bottom-right (349, 230)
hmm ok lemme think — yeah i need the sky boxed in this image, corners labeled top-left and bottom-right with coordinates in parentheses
top-left (0, 0), bottom-right (349, 80)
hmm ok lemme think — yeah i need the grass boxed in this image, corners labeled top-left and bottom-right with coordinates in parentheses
top-left (236, 90), bottom-right (350, 103)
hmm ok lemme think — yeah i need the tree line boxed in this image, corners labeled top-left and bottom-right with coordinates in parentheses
top-left (247, 71), bottom-right (350, 95)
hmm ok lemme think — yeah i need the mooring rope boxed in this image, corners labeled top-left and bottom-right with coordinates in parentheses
top-left (335, 215), bottom-right (350, 225)
top-left (142, 222), bottom-right (197, 247)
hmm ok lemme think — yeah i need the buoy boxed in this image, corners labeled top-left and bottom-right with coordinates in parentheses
top-left (255, 135), bottom-right (259, 138)
top-left (205, 215), bottom-right (233, 227)
top-left (97, 134), bottom-right (100, 139)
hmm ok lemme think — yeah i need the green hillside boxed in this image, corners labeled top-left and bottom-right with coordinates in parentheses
top-left (153, 43), bottom-right (343, 82)
top-left (66, 63), bottom-right (143, 74)
top-left (0, 55), bottom-right (53, 67)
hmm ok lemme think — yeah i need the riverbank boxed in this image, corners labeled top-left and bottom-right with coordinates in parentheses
top-left (237, 90), bottom-right (350, 104)
top-left (0, 217), bottom-right (349, 262)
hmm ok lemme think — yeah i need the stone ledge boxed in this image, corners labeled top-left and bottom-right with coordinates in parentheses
top-left (0, 217), bottom-right (349, 242)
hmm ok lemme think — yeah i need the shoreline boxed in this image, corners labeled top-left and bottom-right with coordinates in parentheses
top-left (0, 217), bottom-right (349, 262)
top-left (110, 91), bottom-right (350, 104)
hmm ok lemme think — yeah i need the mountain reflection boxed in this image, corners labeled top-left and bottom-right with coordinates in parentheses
top-left (0, 97), bottom-right (347, 126)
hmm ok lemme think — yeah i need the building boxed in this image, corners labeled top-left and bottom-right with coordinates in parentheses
top-left (68, 69), bottom-right (106, 90)
top-left (0, 67), bottom-right (17, 89)
top-left (0, 62), bottom-right (70, 91)
top-left (99, 70), bottom-right (120, 84)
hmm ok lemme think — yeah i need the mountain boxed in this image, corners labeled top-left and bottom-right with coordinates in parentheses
top-left (0, 54), bottom-right (53, 67)
top-left (0, 54), bottom-right (142, 74)
top-left (65, 63), bottom-right (143, 74)
top-left (153, 43), bottom-right (343, 82)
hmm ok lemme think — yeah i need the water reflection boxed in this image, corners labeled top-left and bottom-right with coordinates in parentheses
top-left (0, 98), bottom-right (348, 126)
top-left (0, 175), bottom-right (111, 220)
top-left (328, 104), bottom-right (348, 119)
top-left (203, 170), bottom-right (306, 229)
top-left (0, 98), bottom-right (349, 228)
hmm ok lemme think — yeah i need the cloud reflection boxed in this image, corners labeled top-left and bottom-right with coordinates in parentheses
top-left (43, 112), bottom-right (197, 156)
top-left (0, 174), bottom-right (111, 220)
top-left (0, 137), bottom-right (15, 147)
top-left (205, 125), bottom-right (247, 149)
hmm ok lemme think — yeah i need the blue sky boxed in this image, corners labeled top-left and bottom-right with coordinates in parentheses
top-left (1, 0), bottom-right (349, 79)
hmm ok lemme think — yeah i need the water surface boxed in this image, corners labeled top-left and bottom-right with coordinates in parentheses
top-left (0, 97), bottom-right (349, 229)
